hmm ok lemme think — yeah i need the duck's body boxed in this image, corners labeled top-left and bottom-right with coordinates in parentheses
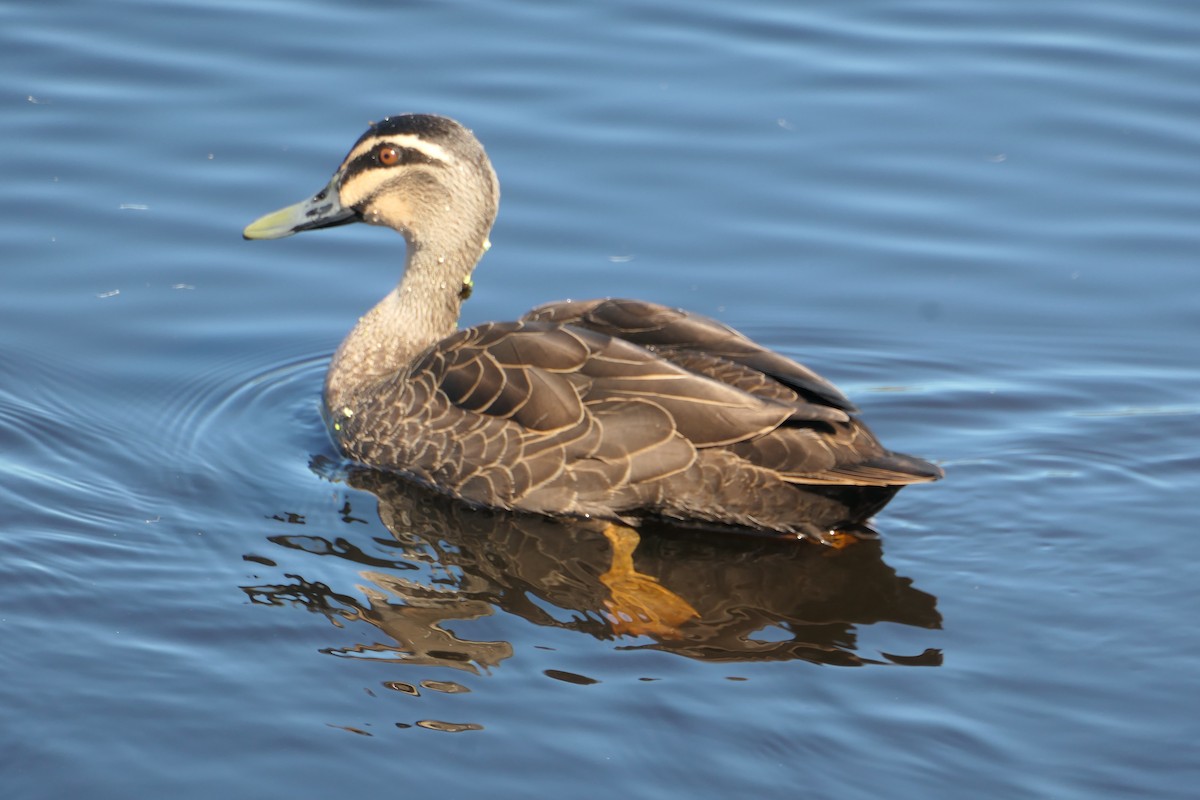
top-left (245, 114), bottom-right (941, 543)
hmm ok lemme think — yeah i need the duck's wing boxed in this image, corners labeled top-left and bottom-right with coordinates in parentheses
top-left (400, 318), bottom-right (934, 509)
top-left (519, 299), bottom-right (942, 489)
top-left (392, 320), bottom-right (812, 514)
top-left (421, 320), bottom-right (795, 449)
top-left (522, 298), bottom-right (856, 412)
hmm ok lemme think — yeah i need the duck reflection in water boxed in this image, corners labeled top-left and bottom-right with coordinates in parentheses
top-left (243, 466), bottom-right (941, 670)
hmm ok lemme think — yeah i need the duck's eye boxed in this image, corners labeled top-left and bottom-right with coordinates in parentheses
top-left (377, 146), bottom-right (400, 166)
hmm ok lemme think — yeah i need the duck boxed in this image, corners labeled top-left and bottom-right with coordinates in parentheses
top-left (244, 113), bottom-right (942, 545)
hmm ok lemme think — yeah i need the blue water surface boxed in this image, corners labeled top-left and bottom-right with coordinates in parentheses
top-left (2, 1), bottom-right (1199, 798)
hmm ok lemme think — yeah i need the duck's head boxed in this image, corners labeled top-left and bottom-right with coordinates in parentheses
top-left (244, 114), bottom-right (499, 260)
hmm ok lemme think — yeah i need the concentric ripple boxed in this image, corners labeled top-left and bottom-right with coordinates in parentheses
top-left (156, 344), bottom-right (335, 489)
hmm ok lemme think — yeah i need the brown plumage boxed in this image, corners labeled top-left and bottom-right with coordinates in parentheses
top-left (244, 114), bottom-right (941, 543)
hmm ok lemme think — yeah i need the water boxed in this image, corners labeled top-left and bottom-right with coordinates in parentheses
top-left (4, 0), bottom-right (1199, 797)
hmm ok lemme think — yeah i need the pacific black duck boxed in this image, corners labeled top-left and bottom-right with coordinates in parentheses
top-left (244, 114), bottom-right (941, 544)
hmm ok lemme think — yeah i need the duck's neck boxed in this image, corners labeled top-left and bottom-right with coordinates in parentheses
top-left (324, 238), bottom-right (479, 414)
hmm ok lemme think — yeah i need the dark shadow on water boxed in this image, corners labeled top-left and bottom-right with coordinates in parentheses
top-left (243, 465), bottom-right (942, 671)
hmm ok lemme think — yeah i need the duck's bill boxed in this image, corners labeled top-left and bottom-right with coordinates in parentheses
top-left (243, 176), bottom-right (359, 240)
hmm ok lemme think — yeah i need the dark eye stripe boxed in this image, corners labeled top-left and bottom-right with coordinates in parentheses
top-left (346, 145), bottom-right (443, 176)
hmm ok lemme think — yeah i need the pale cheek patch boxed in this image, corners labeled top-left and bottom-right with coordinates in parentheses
top-left (364, 193), bottom-right (415, 229)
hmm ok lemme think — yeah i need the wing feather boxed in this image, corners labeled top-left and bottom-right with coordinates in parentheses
top-left (523, 297), bottom-right (855, 411)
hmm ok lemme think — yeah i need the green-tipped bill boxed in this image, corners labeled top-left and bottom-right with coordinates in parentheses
top-left (243, 175), bottom-right (358, 240)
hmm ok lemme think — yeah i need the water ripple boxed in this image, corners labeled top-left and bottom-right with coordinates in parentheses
top-left (156, 347), bottom-right (333, 484)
